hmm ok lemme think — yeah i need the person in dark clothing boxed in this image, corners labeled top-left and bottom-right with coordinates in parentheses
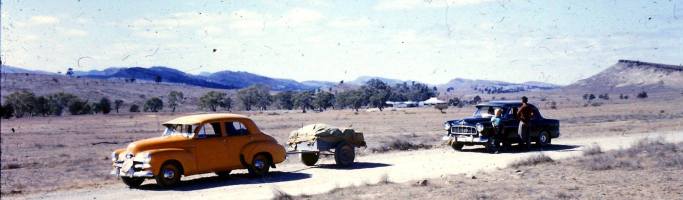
top-left (517, 96), bottom-right (533, 150)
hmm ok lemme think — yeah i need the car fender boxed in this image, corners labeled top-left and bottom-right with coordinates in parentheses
top-left (144, 148), bottom-right (196, 176)
top-left (240, 141), bottom-right (286, 166)
top-left (113, 148), bottom-right (126, 157)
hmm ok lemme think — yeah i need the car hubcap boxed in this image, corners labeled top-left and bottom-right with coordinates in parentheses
top-left (254, 159), bottom-right (265, 169)
top-left (541, 134), bottom-right (547, 143)
top-left (163, 169), bottom-right (175, 179)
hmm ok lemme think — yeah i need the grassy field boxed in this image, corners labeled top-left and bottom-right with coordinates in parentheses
top-left (2, 94), bottom-right (683, 195)
top-left (287, 139), bottom-right (683, 200)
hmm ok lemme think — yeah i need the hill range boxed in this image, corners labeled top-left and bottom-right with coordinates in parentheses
top-left (2, 59), bottom-right (681, 94)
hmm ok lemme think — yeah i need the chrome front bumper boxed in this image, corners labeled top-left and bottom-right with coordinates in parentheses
top-left (111, 160), bottom-right (153, 178)
top-left (442, 134), bottom-right (489, 143)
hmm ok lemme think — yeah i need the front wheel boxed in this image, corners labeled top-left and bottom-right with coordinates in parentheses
top-left (248, 154), bottom-right (271, 177)
top-left (536, 131), bottom-right (552, 147)
top-left (334, 144), bottom-right (355, 167)
top-left (155, 162), bottom-right (182, 187)
top-left (485, 137), bottom-right (499, 154)
top-left (121, 177), bottom-right (144, 188)
top-left (451, 141), bottom-right (464, 151)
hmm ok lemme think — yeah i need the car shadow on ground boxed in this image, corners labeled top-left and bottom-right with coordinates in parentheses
top-left (313, 162), bottom-right (392, 170)
top-left (460, 144), bottom-right (580, 154)
top-left (136, 171), bottom-right (311, 191)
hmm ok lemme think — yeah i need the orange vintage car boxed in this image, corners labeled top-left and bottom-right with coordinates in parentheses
top-left (110, 113), bottom-right (286, 188)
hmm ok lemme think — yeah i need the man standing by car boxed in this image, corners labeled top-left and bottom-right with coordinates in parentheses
top-left (517, 96), bottom-right (533, 150)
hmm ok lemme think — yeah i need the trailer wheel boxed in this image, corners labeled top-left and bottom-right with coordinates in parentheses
top-left (334, 143), bottom-right (355, 167)
top-left (300, 152), bottom-right (319, 166)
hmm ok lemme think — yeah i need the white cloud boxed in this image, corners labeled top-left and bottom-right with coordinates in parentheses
top-left (134, 30), bottom-right (177, 39)
top-left (228, 10), bottom-right (268, 33)
top-left (374, 0), bottom-right (495, 11)
top-left (59, 28), bottom-right (88, 37)
top-left (328, 17), bottom-right (371, 28)
top-left (28, 15), bottom-right (60, 25)
top-left (276, 8), bottom-right (324, 27)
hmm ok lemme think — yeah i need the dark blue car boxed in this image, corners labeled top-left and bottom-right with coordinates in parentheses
top-left (442, 100), bottom-right (560, 153)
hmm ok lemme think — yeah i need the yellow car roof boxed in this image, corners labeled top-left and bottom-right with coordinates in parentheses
top-left (163, 113), bottom-right (249, 125)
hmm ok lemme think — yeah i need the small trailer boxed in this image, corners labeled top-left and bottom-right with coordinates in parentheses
top-left (286, 124), bottom-right (366, 167)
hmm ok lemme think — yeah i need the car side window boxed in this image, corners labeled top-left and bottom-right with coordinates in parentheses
top-left (532, 108), bottom-right (542, 119)
top-left (225, 121), bottom-right (249, 136)
top-left (198, 122), bottom-right (222, 138)
top-left (510, 107), bottom-right (518, 119)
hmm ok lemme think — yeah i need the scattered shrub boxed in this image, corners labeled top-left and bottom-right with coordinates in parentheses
top-left (509, 154), bottom-right (554, 168)
top-left (271, 188), bottom-right (294, 200)
top-left (143, 97), bottom-right (163, 112)
top-left (114, 99), bottom-right (124, 113)
top-left (0, 103), bottom-right (14, 119)
top-left (578, 153), bottom-right (642, 171)
top-left (582, 144), bottom-right (603, 156)
top-left (549, 101), bottom-right (557, 109)
top-left (4, 90), bottom-right (37, 118)
top-left (68, 99), bottom-right (91, 115)
top-left (2, 163), bottom-right (22, 169)
top-left (99, 97), bottom-right (112, 114)
top-left (379, 173), bottom-right (392, 184)
top-left (129, 104), bottom-right (140, 112)
top-left (370, 139), bottom-right (432, 153)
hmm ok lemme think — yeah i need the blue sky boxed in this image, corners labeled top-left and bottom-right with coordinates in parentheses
top-left (2, 0), bottom-right (682, 85)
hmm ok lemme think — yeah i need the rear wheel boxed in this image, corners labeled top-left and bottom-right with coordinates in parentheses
top-left (155, 162), bottom-right (182, 187)
top-left (536, 131), bottom-right (551, 147)
top-left (248, 154), bottom-right (271, 177)
top-left (300, 152), bottom-right (319, 166)
top-left (334, 143), bottom-right (355, 167)
top-left (121, 177), bottom-right (144, 188)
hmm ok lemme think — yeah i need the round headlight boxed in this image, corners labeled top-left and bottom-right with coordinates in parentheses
top-left (111, 152), bottom-right (118, 162)
top-left (476, 123), bottom-right (484, 132)
top-left (444, 123), bottom-right (451, 130)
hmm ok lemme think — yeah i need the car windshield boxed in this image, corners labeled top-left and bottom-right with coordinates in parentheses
top-left (162, 124), bottom-right (196, 137)
top-left (473, 106), bottom-right (504, 118)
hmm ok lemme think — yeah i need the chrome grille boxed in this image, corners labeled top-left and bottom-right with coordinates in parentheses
top-left (451, 126), bottom-right (477, 134)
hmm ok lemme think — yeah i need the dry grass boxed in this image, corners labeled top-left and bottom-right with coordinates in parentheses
top-left (578, 138), bottom-right (682, 171)
top-left (508, 154), bottom-right (554, 168)
top-left (2, 75), bottom-right (683, 196)
top-left (296, 140), bottom-right (683, 200)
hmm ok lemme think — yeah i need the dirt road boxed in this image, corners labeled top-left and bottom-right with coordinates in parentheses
top-left (13, 131), bottom-right (682, 200)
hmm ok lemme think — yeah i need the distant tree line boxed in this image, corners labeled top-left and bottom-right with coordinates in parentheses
top-left (582, 91), bottom-right (648, 101)
top-left (0, 90), bottom-right (173, 119)
top-left (195, 79), bottom-right (439, 113)
top-left (0, 90), bottom-right (118, 118)
top-left (0, 79), bottom-right (444, 118)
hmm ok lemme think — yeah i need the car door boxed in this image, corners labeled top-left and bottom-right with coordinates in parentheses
top-left (529, 107), bottom-right (544, 138)
top-left (194, 122), bottom-right (230, 172)
top-left (222, 120), bottom-right (252, 169)
top-left (502, 107), bottom-right (519, 139)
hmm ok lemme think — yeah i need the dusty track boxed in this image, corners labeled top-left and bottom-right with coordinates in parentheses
top-left (11, 131), bottom-right (682, 200)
